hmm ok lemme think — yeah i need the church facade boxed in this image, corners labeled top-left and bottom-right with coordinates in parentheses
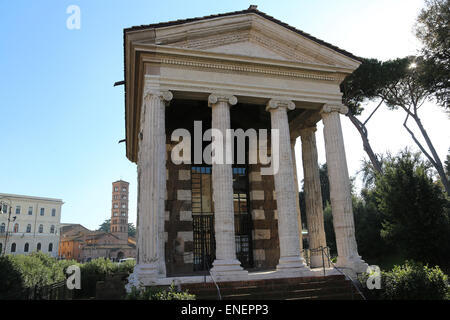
top-left (122, 6), bottom-right (367, 288)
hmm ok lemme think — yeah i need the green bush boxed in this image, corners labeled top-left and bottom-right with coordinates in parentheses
top-left (0, 254), bottom-right (135, 299)
top-left (126, 282), bottom-right (195, 300)
top-left (117, 259), bottom-right (135, 274)
top-left (0, 256), bottom-right (26, 299)
top-left (360, 261), bottom-right (449, 300)
top-left (0, 252), bottom-right (73, 299)
top-left (76, 258), bottom-right (135, 299)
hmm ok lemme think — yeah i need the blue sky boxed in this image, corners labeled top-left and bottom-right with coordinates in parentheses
top-left (1, 0), bottom-right (448, 230)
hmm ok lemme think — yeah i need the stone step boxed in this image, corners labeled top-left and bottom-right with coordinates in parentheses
top-left (178, 275), bottom-right (362, 300)
top-left (181, 274), bottom-right (346, 291)
top-left (183, 279), bottom-right (350, 297)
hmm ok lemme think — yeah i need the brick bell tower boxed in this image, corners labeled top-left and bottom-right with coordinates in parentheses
top-left (111, 180), bottom-right (129, 243)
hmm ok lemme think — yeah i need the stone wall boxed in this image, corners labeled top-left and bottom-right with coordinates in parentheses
top-left (248, 163), bottom-right (279, 269)
top-left (164, 143), bottom-right (280, 274)
top-left (165, 143), bottom-right (194, 275)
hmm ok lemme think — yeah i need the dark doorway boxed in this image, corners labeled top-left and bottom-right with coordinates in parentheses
top-left (191, 165), bottom-right (254, 272)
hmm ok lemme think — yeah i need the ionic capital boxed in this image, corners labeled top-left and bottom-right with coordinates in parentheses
top-left (208, 93), bottom-right (237, 107)
top-left (144, 90), bottom-right (173, 103)
top-left (266, 99), bottom-right (295, 112)
top-left (320, 104), bottom-right (348, 115)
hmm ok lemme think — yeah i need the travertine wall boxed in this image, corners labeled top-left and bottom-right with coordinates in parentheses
top-left (248, 163), bottom-right (279, 269)
top-left (165, 142), bottom-right (194, 275)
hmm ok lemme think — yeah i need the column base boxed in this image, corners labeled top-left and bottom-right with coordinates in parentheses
top-left (310, 255), bottom-right (331, 269)
top-left (210, 259), bottom-right (248, 281)
top-left (336, 255), bottom-right (369, 274)
top-left (125, 263), bottom-right (165, 292)
top-left (276, 256), bottom-right (313, 276)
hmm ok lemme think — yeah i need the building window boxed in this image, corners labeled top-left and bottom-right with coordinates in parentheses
top-left (28, 207), bottom-right (33, 215)
top-left (37, 243), bottom-right (41, 252)
top-left (121, 212), bottom-right (126, 216)
top-left (15, 206), bottom-right (21, 214)
top-left (40, 208), bottom-right (45, 216)
top-left (26, 224), bottom-right (31, 233)
top-left (11, 243), bottom-right (16, 253)
top-left (24, 243), bottom-right (29, 252)
top-left (48, 243), bottom-right (53, 252)
top-left (122, 187), bottom-right (127, 192)
top-left (114, 187), bottom-right (118, 192)
top-left (0, 223), bottom-right (5, 233)
top-left (51, 208), bottom-right (56, 217)
top-left (121, 204), bottom-right (126, 209)
top-left (13, 223), bottom-right (19, 233)
top-left (38, 224), bottom-right (43, 233)
top-left (50, 225), bottom-right (55, 234)
top-left (1, 204), bottom-right (7, 214)
top-left (122, 195), bottom-right (127, 200)
top-left (114, 212), bottom-right (118, 216)
top-left (114, 204), bottom-right (118, 209)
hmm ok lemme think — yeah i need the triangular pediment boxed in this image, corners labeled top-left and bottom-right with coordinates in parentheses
top-left (132, 12), bottom-right (360, 68)
top-left (164, 29), bottom-right (326, 64)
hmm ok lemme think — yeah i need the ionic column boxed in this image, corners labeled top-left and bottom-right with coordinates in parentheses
top-left (208, 93), bottom-right (247, 278)
top-left (290, 137), bottom-right (303, 253)
top-left (266, 99), bottom-right (309, 274)
top-left (299, 126), bottom-right (328, 268)
top-left (321, 104), bottom-right (367, 273)
top-left (127, 90), bottom-right (172, 289)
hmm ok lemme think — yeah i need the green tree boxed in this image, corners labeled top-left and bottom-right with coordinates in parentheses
top-left (128, 223), bottom-right (136, 237)
top-left (415, 0), bottom-right (450, 109)
top-left (372, 56), bottom-right (450, 195)
top-left (98, 219), bottom-right (111, 233)
top-left (374, 150), bottom-right (450, 268)
top-left (341, 58), bottom-right (389, 173)
top-left (353, 189), bottom-right (389, 261)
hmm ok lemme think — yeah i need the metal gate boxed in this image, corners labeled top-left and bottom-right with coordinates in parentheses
top-left (191, 165), bottom-right (254, 271)
top-left (192, 215), bottom-right (215, 271)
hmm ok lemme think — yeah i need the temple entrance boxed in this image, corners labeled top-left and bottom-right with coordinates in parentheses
top-left (191, 165), bottom-right (253, 272)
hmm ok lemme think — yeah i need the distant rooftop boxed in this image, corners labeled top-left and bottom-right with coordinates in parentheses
top-left (0, 193), bottom-right (63, 203)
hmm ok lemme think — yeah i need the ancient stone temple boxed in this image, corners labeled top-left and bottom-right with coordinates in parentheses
top-left (122, 6), bottom-right (367, 289)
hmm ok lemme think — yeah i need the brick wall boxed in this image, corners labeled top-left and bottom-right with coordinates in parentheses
top-left (165, 143), bottom-right (194, 275)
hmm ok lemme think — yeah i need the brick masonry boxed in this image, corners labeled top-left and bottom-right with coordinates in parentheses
top-left (165, 143), bottom-right (280, 275)
top-left (165, 142), bottom-right (194, 276)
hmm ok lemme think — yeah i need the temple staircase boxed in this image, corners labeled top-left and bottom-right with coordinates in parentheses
top-left (180, 274), bottom-right (364, 300)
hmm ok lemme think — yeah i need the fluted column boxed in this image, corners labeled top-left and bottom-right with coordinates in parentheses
top-left (321, 104), bottom-right (367, 273)
top-left (290, 138), bottom-right (303, 253)
top-left (208, 93), bottom-right (247, 278)
top-left (267, 99), bottom-right (309, 274)
top-left (127, 90), bottom-right (172, 289)
top-left (300, 126), bottom-right (328, 268)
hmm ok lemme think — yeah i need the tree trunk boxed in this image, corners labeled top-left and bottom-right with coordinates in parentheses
top-left (347, 113), bottom-right (383, 174)
top-left (410, 115), bottom-right (450, 195)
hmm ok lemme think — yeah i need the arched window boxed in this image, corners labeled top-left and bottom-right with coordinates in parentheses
top-left (38, 224), bottom-right (43, 233)
top-left (37, 243), bottom-right (41, 251)
top-left (26, 224), bottom-right (31, 233)
top-left (11, 243), bottom-right (16, 253)
top-left (0, 223), bottom-right (5, 233)
top-left (13, 223), bottom-right (19, 233)
top-left (50, 225), bottom-right (55, 234)
top-left (48, 243), bottom-right (53, 252)
top-left (24, 243), bottom-right (29, 252)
